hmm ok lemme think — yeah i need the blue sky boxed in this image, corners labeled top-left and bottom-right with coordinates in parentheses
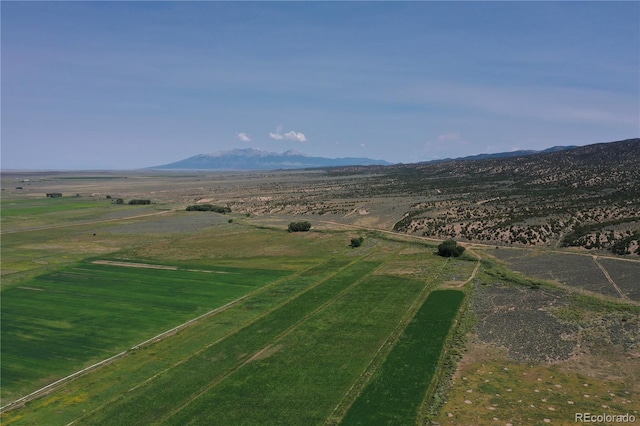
top-left (2, 1), bottom-right (638, 169)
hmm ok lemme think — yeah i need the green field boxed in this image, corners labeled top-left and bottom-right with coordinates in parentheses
top-left (1, 259), bottom-right (289, 402)
top-left (0, 197), bottom-right (147, 230)
top-left (162, 273), bottom-right (428, 425)
top-left (1, 197), bottom-right (117, 229)
top-left (1, 240), bottom-right (464, 425)
top-left (1, 186), bottom-right (470, 424)
top-left (1, 197), bottom-right (102, 218)
top-left (341, 290), bottom-right (465, 425)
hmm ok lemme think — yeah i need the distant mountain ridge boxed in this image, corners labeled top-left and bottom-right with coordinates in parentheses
top-left (151, 148), bottom-right (391, 170)
top-left (419, 145), bottom-right (577, 164)
top-left (151, 140), bottom-right (634, 171)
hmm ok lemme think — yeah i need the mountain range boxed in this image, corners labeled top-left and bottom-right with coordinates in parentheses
top-left (151, 148), bottom-right (391, 170)
top-left (420, 145), bottom-right (577, 164)
top-left (151, 145), bottom-right (586, 171)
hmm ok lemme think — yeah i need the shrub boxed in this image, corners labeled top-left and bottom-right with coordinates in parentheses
top-left (437, 239), bottom-right (465, 257)
top-left (350, 237), bottom-right (364, 248)
top-left (128, 199), bottom-right (151, 205)
top-left (287, 221), bottom-right (312, 232)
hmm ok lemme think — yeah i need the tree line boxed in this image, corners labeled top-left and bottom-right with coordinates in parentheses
top-left (186, 204), bottom-right (231, 213)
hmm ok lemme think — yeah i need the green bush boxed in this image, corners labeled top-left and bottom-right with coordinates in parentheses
top-left (287, 221), bottom-right (312, 232)
top-left (350, 237), bottom-right (364, 248)
top-left (128, 199), bottom-right (151, 205)
top-left (437, 239), bottom-right (465, 257)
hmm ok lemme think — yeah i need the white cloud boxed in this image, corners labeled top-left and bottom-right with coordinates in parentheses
top-left (269, 125), bottom-right (307, 142)
top-left (284, 130), bottom-right (307, 142)
top-left (269, 125), bottom-right (284, 140)
top-left (360, 143), bottom-right (366, 147)
top-left (237, 132), bottom-right (251, 142)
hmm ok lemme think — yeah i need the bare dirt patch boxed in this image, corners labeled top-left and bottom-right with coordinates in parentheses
top-left (91, 260), bottom-right (178, 270)
top-left (247, 344), bottom-right (284, 363)
top-left (20, 242), bottom-right (115, 254)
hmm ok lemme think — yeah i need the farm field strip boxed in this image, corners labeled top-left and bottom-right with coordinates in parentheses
top-left (341, 290), bottom-right (466, 425)
top-left (163, 271), bottom-right (433, 424)
top-left (0, 196), bottom-right (180, 234)
top-left (1, 259), bottom-right (289, 403)
top-left (2, 258), bottom-right (340, 413)
top-left (327, 256), bottom-right (451, 424)
top-left (64, 257), bottom-right (381, 425)
top-left (1, 257), bottom-right (351, 425)
top-left (0, 198), bottom-right (102, 219)
top-left (0, 208), bottom-right (179, 235)
top-left (91, 259), bottom-right (238, 274)
top-left (157, 255), bottom-right (396, 424)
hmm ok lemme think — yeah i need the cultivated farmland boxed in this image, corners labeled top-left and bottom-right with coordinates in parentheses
top-left (1, 259), bottom-right (288, 403)
top-left (341, 290), bottom-right (465, 425)
top-left (1, 237), bottom-right (464, 425)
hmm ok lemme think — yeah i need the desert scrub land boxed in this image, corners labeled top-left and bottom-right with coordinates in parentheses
top-left (382, 139), bottom-right (640, 254)
top-left (5, 140), bottom-right (638, 256)
top-left (436, 258), bottom-right (640, 425)
top-left (488, 248), bottom-right (640, 301)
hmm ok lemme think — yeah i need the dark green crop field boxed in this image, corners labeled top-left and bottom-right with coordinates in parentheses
top-left (1, 259), bottom-right (288, 402)
top-left (341, 289), bottom-right (465, 425)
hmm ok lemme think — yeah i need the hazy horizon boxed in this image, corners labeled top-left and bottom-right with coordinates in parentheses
top-left (2, 2), bottom-right (638, 170)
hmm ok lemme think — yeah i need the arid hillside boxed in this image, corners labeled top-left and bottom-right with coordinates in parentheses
top-left (328, 138), bottom-right (640, 255)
